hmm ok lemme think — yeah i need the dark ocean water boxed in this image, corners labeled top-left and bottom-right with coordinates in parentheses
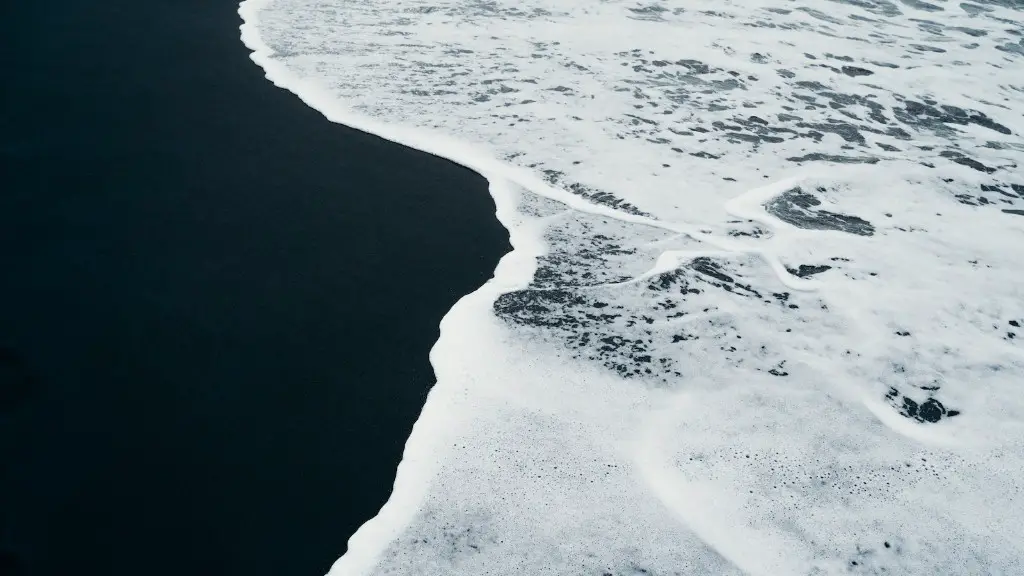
top-left (0, 1), bottom-right (509, 575)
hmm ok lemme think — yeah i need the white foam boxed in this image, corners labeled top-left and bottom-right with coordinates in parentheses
top-left (239, 0), bottom-right (1024, 574)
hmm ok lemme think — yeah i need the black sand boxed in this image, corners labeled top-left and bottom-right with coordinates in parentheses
top-left (0, 1), bottom-right (509, 574)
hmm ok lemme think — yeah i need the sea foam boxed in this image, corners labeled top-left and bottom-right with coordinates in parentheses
top-left (238, 0), bottom-right (1024, 574)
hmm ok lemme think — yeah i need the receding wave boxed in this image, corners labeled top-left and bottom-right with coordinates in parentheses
top-left (238, 0), bottom-right (1024, 574)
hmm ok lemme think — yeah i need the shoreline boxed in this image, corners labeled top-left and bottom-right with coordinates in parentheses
top-left (0, 1), bottom-right (510, 575)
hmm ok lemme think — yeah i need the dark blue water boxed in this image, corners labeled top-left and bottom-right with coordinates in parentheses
top-left (0, 1), bottom-right (509, 575)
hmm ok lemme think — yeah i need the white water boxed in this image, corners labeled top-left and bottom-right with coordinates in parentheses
top-left (238, 1), bottom-right (1024, 574)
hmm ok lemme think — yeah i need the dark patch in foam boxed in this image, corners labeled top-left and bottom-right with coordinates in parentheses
top-left (996, 38), bottom-right (1024, 56)
top-left (841, 65), bottom-right (875, 77)
top-left (953, 26), bottom-right (988, 37)
top-left (541, 169), bottom-right (650, 216)
top-left (786, 264), bottom-right (833, 278)
top-left (970, 0), bottom-right (1024, 10)
top-left (493, 285), bottom-right (668, 379)
top-left (626, 3), bottom-right (669, 21)
top-left (826, 0), bottom-right (903, 17)
top-left (900, 0), bottom-right (946, 11)
top-left (894, 99), bottom-right (1012, 136)
top-left (494, 240), bottom-right (776, 381)
top-left (953, 190), bottom-right (1005, 206)
top-left (909, 43), bottom-right (947, 53)
top-left (765, 188), bottom-right (876, 236)
top-left (568, 183), bottom-right (650, 217)
top-left (959, 2), bottom-right (992, 15)
top-left (940, 150), bottom-right (997, 173)
top-left (787, 153), bottom-right (880, 164)
top-left (796, 120), bottom-right (868, 145)
top-left (494, 218), bottom-right (680, 380)
top-left (981, 184), bottom-right (1018, 199)
top-left (728, 221), bottom-right (770, 238)
top-left (797, 6), bottom-right (847, 23)
top-left (885, 388), bottom-right (960, 423)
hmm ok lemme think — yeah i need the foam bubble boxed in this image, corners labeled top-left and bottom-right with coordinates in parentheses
top-left (239, 0), bottom-right (1024, 573)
